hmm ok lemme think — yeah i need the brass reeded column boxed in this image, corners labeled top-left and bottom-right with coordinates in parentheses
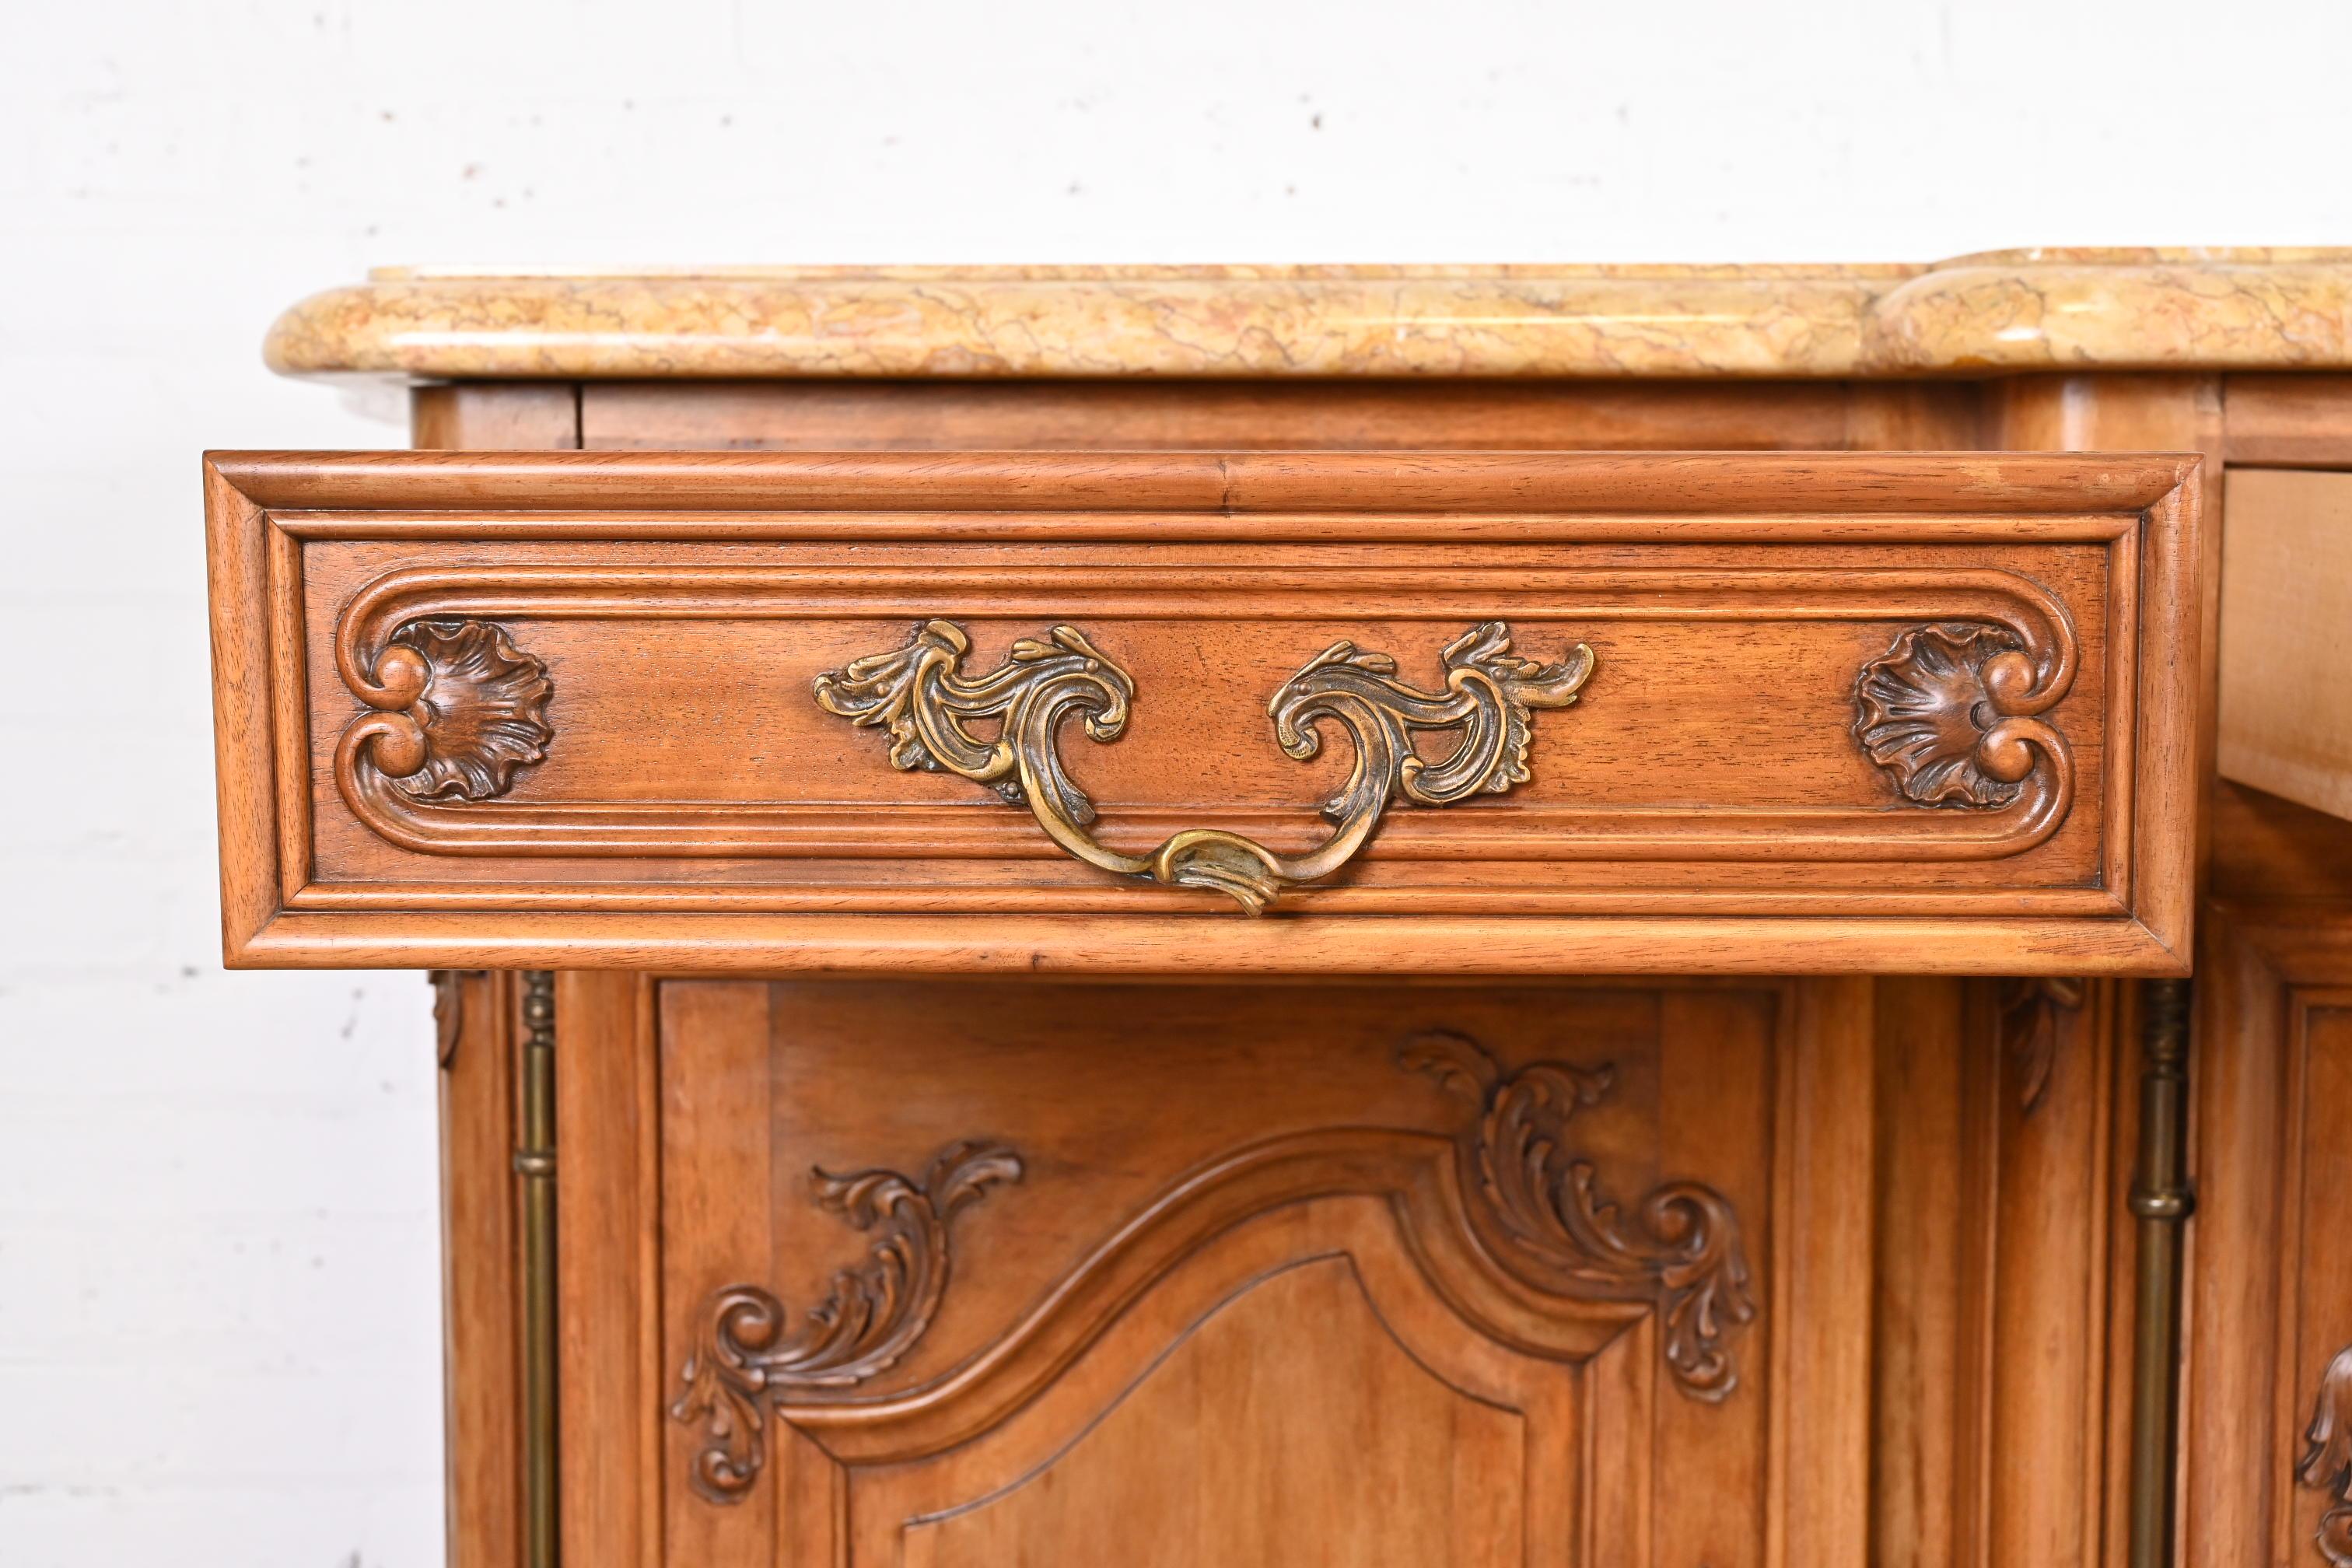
top-left (2127, 977), bottom-right (2194, 1568)
top-left (516, 971), bottom-right (558, 1568)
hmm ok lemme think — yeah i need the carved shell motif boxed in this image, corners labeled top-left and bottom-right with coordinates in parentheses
top-left (1853, 623), bottom-right (2033, 807)
top-left (379, 619), bottom-right (554, 801)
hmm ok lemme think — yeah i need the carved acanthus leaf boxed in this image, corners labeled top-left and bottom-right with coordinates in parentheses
top-left (2301, 1345), bottom-right (2352, 1566)
top-left (429, 969), bottom-right (469, 1067)
top-left (1402, 1029), bottom-right (1755, 1402)
top-left (1998, 976), bottom-right (2086, 1115)
top-left (669, 1139), bottom-right (1022, 1504)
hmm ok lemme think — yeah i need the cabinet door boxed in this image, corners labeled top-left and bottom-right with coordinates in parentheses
top-left (527, 971), bottom-right (2134, 1568)
top-left (203, 450), bottom-right (2199, 975)
top-left (509, 970), bottom-right (2147, 1568)
top-left (630, 978), bottom-right (1867, 1568)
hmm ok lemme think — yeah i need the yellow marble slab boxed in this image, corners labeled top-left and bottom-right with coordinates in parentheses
top-left (264, 249), bottom-right (2352, 380)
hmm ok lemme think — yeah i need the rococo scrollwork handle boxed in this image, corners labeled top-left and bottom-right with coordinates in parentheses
top-left (814, 620), bottom-right (1595, 913)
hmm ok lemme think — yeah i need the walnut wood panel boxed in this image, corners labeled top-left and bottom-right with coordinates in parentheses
top-left (2224, 376), bottom-right (2352, 469)
top-left (578, 379), bottom-right (1985, 453)
top-left (201, 450), bottom-right (2200, 973)
top-left (414, 383), bottom-right (582, 452)
top-left (2214, 782), bottom-right (2352, 905)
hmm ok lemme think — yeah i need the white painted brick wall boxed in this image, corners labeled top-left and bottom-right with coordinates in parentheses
top-left (3, 1), bottom-right (2347, 1562)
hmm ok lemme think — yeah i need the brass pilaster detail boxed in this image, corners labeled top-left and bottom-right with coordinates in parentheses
top-left (516, 971), bottom-right (558, 1568)
top-left (2127, 977), bottom-right (2194, 1568)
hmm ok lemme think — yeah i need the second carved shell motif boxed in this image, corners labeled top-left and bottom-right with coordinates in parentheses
top-left (387, 619), bottom-right (555, 801)
top-left (1853, 624), bottom-right (2029, 808)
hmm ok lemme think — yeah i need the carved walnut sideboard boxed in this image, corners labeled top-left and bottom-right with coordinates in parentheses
top-left (206, 251), bottom-right (2352, 1568)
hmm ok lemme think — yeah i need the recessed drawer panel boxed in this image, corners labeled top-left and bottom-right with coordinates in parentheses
top-left (202, 450), bottom-right (2199, 972)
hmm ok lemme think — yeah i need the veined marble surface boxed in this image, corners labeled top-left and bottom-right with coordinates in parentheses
top-left (264, 249), bottom-right (2352, 380)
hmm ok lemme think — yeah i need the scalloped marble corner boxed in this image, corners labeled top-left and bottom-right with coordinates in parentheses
top-left (261, 249), bottom-right (2352, 382)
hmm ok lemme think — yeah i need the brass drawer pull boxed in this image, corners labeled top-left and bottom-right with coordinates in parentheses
top-left (816, 620), bottom-right (1595, 913)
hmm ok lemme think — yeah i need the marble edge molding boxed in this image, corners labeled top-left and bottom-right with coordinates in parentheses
top-left (262, 248), bottom-right (2352, 381)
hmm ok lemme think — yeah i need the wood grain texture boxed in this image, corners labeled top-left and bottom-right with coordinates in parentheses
top-left (577, 379), bottom-right (1988, 453)
top-left (214, 446), bottom-right (2189, 514)
top-left (2214, 781), bottom-right (2352, 905)
top-left (2224, 376), bottom-right (2352, 469)
top-left (198, 449), bottom-right (2201, 974)
top-left (414, 383), bottom-right (581, 452)
top-left (2217, 470), bottom-right (2352, 822)
top-left (555, 972), bottom-right (660, 1568)
top-left (1870, 976), bottom-right (1976, 1568)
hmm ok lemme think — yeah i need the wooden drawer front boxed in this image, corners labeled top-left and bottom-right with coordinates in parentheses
top-left (203, 451), bottom-right (2199, 972)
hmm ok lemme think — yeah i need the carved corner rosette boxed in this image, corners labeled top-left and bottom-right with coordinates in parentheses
top-left (669, 1139), bottom-right (1024, 1504)
top-left (1853, 621), bottom-right (2074, 817)
top-left (2301, 1346), bottom-right (2352, 1565)
top-left (1402, 1030), bottom-right (1755, 1402)
top-left (336, 617), bottom-right (553, 807)
top-left (814, 618), bottom-right (1594, 914)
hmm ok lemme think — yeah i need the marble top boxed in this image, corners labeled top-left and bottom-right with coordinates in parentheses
top-left (264, 248), bottom-right (2352, 380)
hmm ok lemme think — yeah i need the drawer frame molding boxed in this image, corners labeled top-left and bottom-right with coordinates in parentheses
top-left (814, 616), bottom-right (1595, 913)
top-left (322, 562), bottom-right (2087, 870)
